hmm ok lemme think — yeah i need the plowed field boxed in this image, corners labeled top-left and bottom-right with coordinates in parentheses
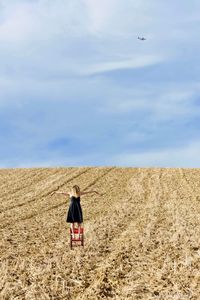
top-left (0, 167), bottom-right (200, 299)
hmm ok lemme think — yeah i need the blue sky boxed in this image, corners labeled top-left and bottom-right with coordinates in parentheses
top-left (0, 0), bottom-right (200, 167)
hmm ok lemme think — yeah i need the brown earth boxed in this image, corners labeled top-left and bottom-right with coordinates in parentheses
top-left (0, 167), bottom-right (200, 299)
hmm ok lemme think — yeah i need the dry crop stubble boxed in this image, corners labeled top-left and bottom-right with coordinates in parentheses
top-left (0, 168), bottom-right (74, 212)
top-left (0, 167), bottom-right (200, 299)
top-left (0, 167), bottom-right (90, 228)
top-left (1, 167), bottom-right (111, 256)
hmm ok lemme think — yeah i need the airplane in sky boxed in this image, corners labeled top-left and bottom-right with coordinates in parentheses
top-left (138, 36), bottom-right (146, 41)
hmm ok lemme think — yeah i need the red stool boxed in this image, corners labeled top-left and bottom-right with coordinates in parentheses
top-left (70, 226), bottom-right (84, 249)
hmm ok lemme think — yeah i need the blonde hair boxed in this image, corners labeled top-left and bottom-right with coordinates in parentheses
top-left (71, 185), bottom-right (80, 197)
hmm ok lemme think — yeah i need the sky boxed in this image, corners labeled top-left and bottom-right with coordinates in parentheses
top-left (0, 0), bottom-right (200, 168)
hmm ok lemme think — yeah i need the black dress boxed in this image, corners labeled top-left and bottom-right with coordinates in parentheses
top-left (66, 196), bottom-right (83, 223)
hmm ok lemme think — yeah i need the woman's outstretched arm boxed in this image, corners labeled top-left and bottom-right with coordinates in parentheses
top-left (80, 190), bottom-right (105, 196)
top-left (50, 191), bottom-right (70, 196)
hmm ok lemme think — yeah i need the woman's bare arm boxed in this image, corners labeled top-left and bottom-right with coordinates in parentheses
top-left (50, 191), bottom-right (70, 196)
top-left (80, 190), bottom-right (105, 196)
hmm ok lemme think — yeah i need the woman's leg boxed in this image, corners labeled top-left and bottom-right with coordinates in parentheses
top-left (71, 223), bottom-right (75, 238)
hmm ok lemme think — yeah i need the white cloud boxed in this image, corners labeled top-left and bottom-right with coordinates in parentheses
top-left (0, 2), bottom-right (37, 42)
top-left (83, 0), bottom-right (158, 37)
top-left (0, 0), bottom-right (196, 81)
top-left (108, 140), bottom-right (200, 167)
top-left (96, 83), bottom-right (200, 123)
top-left (80, 54), bottom-right (164, 75)
top-left (152, 90), bottom-right (199, 122)
top-left (83, 0), bottom-right (117, 34)
top-left (0, 0), bottom-right (88, 43)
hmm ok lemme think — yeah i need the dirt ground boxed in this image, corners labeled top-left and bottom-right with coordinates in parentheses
top-left (0, 167), bottom-right (200, 299)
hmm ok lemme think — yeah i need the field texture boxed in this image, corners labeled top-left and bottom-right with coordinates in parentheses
top-left (0, 167), bottom-right (200, 299)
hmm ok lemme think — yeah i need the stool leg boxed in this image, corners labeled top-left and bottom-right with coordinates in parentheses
top-left (81, 233), bottom-right (84, 247)
top-left (78, 223), bottom-right (81, 238)
top-left (70, 228), bottom-right (72, 249)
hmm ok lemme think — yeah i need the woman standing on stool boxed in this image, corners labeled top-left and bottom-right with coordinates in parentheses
top-left (51, 184), bottom-right (103, 239)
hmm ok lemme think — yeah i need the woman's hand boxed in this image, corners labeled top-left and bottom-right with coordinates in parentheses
top-left (96, 191), bottom-right (105, 196)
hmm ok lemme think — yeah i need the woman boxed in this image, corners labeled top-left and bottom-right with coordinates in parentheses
top-left (51, 185), bottom-right (103, 238)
